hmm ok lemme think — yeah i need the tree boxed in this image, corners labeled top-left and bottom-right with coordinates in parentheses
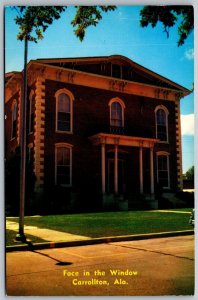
top-left (140, 6), bottom-right (194, 46)
top-left (185, 166), bottom-right (194, 181)
top-left (14, 6), bottom-right (116, 42)
top-left (11, 5), bottom-right (116, 240)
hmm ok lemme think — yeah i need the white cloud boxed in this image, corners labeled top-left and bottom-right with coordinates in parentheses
top-left (185, 48), bottom-right (194, 60)
top-left (181, 114), bottom-right (194, 135)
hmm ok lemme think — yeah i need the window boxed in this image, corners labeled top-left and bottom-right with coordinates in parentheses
top-left (112, 64), bottom-right (122, 78)
top-left (157, 153), bottom-right (170, 188)
top-left (55, 144), bottom-right (72, 186)
top-left (11, 101), bottom-right (17, 139)
top-left (57, 93), bottom-right (70, 131)
top-left (55, 89), bottom-right (74, 133)
top-left (109, 98), bottom-right (125, 130)
top-left (29, 92), bottom-right (35, 133)
top-left (155, 106), bottom-right (169, 142)
top-left (111, 102), bottom-right (122, 127)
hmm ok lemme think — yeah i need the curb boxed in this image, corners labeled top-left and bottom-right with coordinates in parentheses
top-left (6, 230), bottom-right (194, 252)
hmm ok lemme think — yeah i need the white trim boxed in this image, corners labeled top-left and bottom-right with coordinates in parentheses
top-left (90, 133), bottom-right (157, 148)
top-left (55, 88), bottom-right (74, 134)
top-left (155, 105), bottom-right (169, 143)
top-left (156, 151), bottom-right (170, 157)
top-left (55, 143), bottom-right (73, 187)
top-left (156, 151), bottom-right (170, 189)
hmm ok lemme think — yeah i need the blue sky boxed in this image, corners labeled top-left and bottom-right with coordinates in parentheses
top-left (5, 6), bottom-right (194, 173)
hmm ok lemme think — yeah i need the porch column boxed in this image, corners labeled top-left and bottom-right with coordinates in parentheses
top-left (114, 143), bottom-right (118, 194)
top-left (150, 147), bottom-right (154, 194)
top-left (139, 146), bottom-right (143, 193)
top-left (101, 142), bottom-right (106, 194)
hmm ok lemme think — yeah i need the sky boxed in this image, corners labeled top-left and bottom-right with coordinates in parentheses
top-left (4, 5), bottom-right (194, 173)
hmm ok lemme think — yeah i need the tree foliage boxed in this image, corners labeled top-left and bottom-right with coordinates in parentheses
top-left (140, 6), bottom-right (194, 46)
top-left (71, 6), bottom-right (116, 41)
top-left (185, 166), bottom-right (194, 180)
top-left (14, 6), bottom-right (116, 43)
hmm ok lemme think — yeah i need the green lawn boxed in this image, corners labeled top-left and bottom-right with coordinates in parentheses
top-left (6, 209), bottom-right (192, 246)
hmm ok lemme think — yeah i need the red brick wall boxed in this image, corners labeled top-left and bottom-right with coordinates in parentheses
top-left (5, 91), bottom-right (20, 158)
top-left (43, 79), bottom-right (178, 202)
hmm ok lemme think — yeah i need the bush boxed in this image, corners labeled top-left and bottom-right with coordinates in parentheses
top-left (175, 191), bottom-right (194, 208)
top-left (5, 147), bottom-right (36, 216)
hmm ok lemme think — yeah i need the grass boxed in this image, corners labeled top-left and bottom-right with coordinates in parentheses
top-left (6, 209), bottom-right (193, 246)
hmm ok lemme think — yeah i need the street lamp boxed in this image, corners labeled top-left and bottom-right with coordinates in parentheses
top-left (16, 35), bottom-right (28, 242)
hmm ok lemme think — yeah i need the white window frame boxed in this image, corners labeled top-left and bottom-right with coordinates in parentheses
top-left (155, 105), bottom-right (169, 143)
top-left (55, 143), bottom-right (73, 187)
top-left (156, 151), bottom-right (170, 189)
top-left (11, 100), bottom-right (17, 140)
top-left (108, 97), bottom-right (125, 128)
top-left (55, 89), bottom-right (74, 134)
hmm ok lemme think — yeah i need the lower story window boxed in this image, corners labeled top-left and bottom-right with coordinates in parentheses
top-left (55, 144), bottom-right (72, 186)
top-left (157, 155), bottom-right (170, 188)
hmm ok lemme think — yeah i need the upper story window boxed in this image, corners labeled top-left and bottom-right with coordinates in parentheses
top-left (29, 91), bottom-right (35, 134)
top-left (55, 89), bottom-right (74, 133)
top-left (55, 143), bottom-right (72, 186)
top-left (109, 98), bottom-right (125, 129)
top-left (157, 152), bottom-right (170, 189)
top-left (155, 105), bottom-right (169, 142)
top-left (111, 102), bottom-right (122, 127)
top-left (112, 64), bottom-right (122, 79)
top-left (11, 101), bottom-right (17, 139)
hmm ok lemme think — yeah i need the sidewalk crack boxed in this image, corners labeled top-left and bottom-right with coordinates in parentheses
top-left (110, 244), bottom-right (194, 261)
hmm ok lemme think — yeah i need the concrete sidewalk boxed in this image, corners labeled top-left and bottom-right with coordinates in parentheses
top-left (6, 220), bottom-right (89, 242)
top-left (6, 218), bottom-right (194, 252)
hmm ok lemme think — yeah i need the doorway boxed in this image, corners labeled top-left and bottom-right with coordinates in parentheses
top-left (107, 158), bottom-right (126, 194)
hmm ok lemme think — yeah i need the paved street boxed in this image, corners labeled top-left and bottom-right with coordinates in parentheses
top-left (6, 235), bottom-right (194, 296)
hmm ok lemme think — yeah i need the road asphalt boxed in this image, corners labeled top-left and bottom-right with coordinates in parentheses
top-left (6, 235), bottom-right (195, 296)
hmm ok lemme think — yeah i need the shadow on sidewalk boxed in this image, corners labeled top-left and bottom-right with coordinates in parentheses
top-left (25, 240), bottom-right (72, 266)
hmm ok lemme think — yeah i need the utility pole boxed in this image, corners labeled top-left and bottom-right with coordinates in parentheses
top-left (16, 35), bottom-right (28, 242)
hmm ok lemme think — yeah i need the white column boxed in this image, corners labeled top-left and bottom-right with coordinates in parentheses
top-left (150, 147), bottom-right (154, 194)
top-left (139, 146), bottom-right (143, 193)
top-left (114, 144), bottom-right (118, 194)
top-left (101, 143), bottom-right (106, 194)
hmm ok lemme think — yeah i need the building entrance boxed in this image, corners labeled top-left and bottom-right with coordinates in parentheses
top-left (107, 158), bottom-right (126, 194)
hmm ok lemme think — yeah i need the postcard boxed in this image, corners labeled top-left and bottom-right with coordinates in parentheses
top-left (4, 2), bottom-right (195, 297)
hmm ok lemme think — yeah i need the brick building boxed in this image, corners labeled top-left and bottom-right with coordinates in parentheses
top-left (5, 55), bottom-right (190, 213)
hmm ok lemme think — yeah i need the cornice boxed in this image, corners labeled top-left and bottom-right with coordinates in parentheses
top-left (34, 55), bottom-right (190, 94)
top-left (5, 75), bottom-right (22, 103)
top-left (27, 61), bottom-right (189, 102)
top-left (89, 133), bottom-right (159, 148)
